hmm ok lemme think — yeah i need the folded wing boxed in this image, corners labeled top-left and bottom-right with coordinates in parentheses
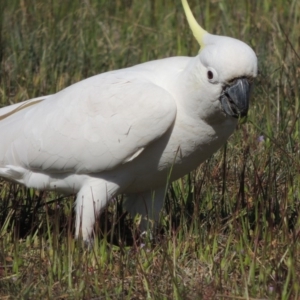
top-left (0, 71), bottom-right (176, 174)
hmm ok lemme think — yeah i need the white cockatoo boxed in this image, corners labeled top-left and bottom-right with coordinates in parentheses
top-left (0, 0), bottom-right (257, 241)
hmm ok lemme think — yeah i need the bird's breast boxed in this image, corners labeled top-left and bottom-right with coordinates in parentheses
top-left (122, 115), bottom-right (237, 192)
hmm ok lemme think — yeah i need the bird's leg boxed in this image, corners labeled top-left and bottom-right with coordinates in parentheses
top-left (124, 187), bottom-right (167, 233)
top-left (75, 178), bottom-right (119, 242)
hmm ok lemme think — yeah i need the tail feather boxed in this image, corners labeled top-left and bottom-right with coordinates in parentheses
top-left (0, 165), bottom-right (24, 180)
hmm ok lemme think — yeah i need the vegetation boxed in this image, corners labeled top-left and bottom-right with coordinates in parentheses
top-left (0, 0), bottom-right (300, 298)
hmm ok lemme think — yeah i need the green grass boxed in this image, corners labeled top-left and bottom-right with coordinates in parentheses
top-left (1, 0), bottom-right (300, 298)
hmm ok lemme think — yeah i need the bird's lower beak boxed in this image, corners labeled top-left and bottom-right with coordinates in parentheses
top-left (219, 78), bottom-right (252, 118)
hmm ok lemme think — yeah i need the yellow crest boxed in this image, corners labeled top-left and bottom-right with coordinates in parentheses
top-left (181, 0), bottom-right (207, 49)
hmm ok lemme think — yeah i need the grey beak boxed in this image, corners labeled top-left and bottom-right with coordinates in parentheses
top-left (220, 78), bottom-right (252, 118)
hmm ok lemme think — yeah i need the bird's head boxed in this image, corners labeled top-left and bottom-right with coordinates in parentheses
top-left (182, 0), bottom-right (257, 119)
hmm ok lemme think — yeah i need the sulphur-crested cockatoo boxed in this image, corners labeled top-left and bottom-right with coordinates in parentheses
top-left (0, 0), bottom-right (257, 241)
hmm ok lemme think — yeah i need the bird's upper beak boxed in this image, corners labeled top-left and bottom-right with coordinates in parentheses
top-left (219, 78), bottom-right (252, 118)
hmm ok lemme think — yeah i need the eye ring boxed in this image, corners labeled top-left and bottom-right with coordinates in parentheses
top-left (207, 67), bottom-right (218, 83)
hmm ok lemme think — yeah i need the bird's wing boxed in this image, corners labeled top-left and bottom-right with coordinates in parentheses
top-left (0, 71), bottom-right (176, 174)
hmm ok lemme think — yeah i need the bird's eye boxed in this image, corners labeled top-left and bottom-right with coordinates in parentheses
top-left (207, 67), bottom-right (218, 83)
